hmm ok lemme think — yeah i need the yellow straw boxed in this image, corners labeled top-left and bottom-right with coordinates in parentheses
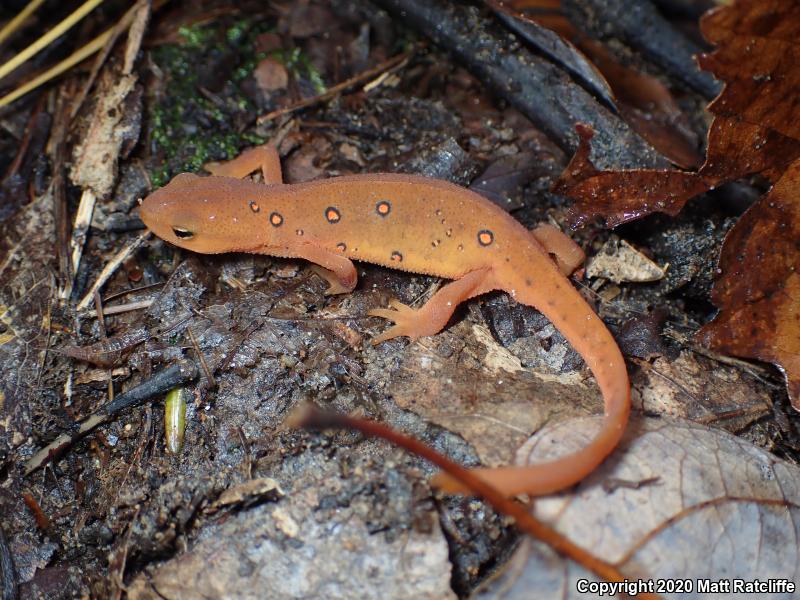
top-left (0, 27), bottom-right (112, 107)
top-left (0, 0), bottom-right (47, 47)
top-left (0, 0), bottom-right (105, 82)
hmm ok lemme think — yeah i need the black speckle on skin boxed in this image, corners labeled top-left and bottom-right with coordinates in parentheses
top-left (478, 230), bottom-right (494, 247)
top-left (376, 200), bottom-right (391, 217)
top-left (270, 212), bottom-right (284, 227)
top-left (249, 201), bottom-right (260, 213)
top-left (336, 242), bottom-right (346, 252)
top-left (391, 251), bottom-right (403, 263)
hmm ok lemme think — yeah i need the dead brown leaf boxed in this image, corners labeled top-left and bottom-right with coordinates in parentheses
top-left (496, 0), bottom-right (702, 169)
top-left (697, 159), bottom-right (800, 408)
top-left (476, 417), bottom-right (800, 598)
top-left (554, 0), bottom-right (800, 227)
top-left (635, 351), bottom-right (771, 427)
top-left (254, 57), bottom-right (289, 92)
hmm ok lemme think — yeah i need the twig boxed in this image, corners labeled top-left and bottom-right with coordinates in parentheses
top-left (257, 50), bottom-right (413, 124)
top-left (76, 230), bottom-right (151, 310)
top-left (0, 0), bottom-right (164, 109)
top-left (70, 0), bottom-right (151, 120)
top-left (83, 299), bottom-right (154, 318)
top-left (21, 492), bottom-right (50, 530)
top-left (59, 184), bottom-right (96, 300)
top-left (102, 281), bottom-right (164, 303)
top-left (24, 360), bottom-right (198, 475)
top-left (93, 289), bottom-right (116, 401)
top-left (186, 327), bottom-right (215, 389)
top-left (109, 506), bottom-right (139, 600)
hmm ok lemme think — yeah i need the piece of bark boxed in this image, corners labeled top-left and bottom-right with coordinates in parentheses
top-left (372, 0), bottom-right (665, 170)
top-left (561, 0), bottom-right (721, 98)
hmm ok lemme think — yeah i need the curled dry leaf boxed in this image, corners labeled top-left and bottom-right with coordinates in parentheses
top-left (553, 0), bottom-right (800, 227)
top-left (636, 351), bottom-right (771, 429)
top-left (469, 151), bottom-right (551, 211)
top-left (585, 236), bottom-right (666, 284)
top-left (209, 478), bottom-right (284, 511)
top-left (475, 417), bottom-right (800, 598)
top-left (697, 159), bottom-right (800, 409)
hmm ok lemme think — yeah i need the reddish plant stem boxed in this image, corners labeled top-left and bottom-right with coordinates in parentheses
top-left (294, 405), bottom-right (660, 599)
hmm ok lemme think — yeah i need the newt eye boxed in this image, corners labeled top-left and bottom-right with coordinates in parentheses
top-left (172, 227), bottom-right (194, 239)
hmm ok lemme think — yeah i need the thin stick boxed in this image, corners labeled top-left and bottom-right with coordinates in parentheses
top-left (0, 0), bottom-right (105, 82)
top-left (24, 360), bottom-right (198, 475)
top-left (70, 188), bottom-right (96, 279)
top-left (76, 230), bottom-right (151, 311)
top-left (257, 50), bottom-right (413, 124)
top-left (103, 281), bottom-right (164, 303)
top-left (0, 0), bottom-right (46, 47)
top-left (93, 290), bottom-right (115, 401)
top-left (186, 327), bottom-right (215, 389)
top-left (292, 406), bottom-right (662, 599)
top-left (83, 299), bottom-right (153, 318)
top-left (0, 27), bottom-right (112, 108)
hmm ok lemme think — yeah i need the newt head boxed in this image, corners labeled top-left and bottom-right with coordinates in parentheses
top-left (139, 173), bottom-right (273, 254)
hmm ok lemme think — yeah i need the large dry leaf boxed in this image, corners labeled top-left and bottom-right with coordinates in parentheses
top-left (697, 160), bottom-right (800, 408)
top-left (553, 0), bottom-right (800, 227)
top-left (551, 0), bottom-right (800, 408)
top-left (475, 417), bottom-right (800, 598)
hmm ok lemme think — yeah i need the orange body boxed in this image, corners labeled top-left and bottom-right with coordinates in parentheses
top-left (140, 147), bottom-right (630, 497)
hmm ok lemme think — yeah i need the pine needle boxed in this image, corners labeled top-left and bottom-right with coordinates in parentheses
top-left (0, 0), bottom-right (47, 47)
top-left (0, 0), bottom-right (105, 82)
top-left (0, 26), bottom-right (112, 108)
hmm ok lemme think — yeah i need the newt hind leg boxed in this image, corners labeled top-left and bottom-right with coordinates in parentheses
top-left (369, 267), bottom-right (496, 344)
top-left (531, 224), bottom-right (584, 275)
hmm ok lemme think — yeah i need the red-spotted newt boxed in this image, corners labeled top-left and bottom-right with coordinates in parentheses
top-left (139, 144), bottom-right (630, 497)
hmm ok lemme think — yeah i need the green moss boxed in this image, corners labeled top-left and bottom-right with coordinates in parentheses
top-left (226, 19), bottom-right (250, 44)
top-left (147, 18), bottom-right (329, 187)
top-left (281, 47), bottom-right (326, 94)
top-left (148, 21), bottom-right (269, 187)
top-left (177, 24), bottom-right (215, 49)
